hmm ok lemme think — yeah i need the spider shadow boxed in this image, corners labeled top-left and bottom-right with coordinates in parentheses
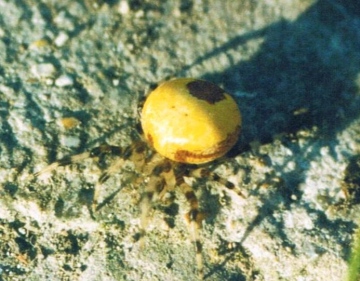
top-left (184, 0), bottom-right (360, 277)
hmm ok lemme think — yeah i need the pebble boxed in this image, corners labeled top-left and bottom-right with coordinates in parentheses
top-left (58, 117), bottom-right (80, 130)
top-left (60, 135), bottom-right (81, 148)
top-left (54, 32), bottom-right (69, 47)
top-left (55, 74), bottom-right (74, 87)
top-left (118, 1), bottom-right (130, 15)
top-left (31, 63), bottom-right (56, 79)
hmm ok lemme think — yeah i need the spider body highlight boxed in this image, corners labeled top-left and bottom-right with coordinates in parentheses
top-left (141, 78), bottom-right (241, 164)
top-left (34, 78), bottom-right (242, 279)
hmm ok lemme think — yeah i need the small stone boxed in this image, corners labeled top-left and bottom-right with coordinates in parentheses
top-left (118, 1), bottom-right (130, 15)
top-left (60, 135), bottom-right (81, 148)
top-left (55, 74), bottom-right (74, 87)
top-left (54, 32), bottom-right (69, 47)
top-left (31, 63), bottom-right (56, 79)
top-left (58, 117), bottom-right (80, 130)
top-left (29, 39), bottom-right (50, 50)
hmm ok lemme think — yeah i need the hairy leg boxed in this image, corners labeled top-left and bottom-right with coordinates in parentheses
top-left (137, 157), bottom-right (172, 242)
top-left (175, 165), bottom-right (205, 279)
top-left (32, 142), bottom-right (149, 213)
top-left (33, 144), bottom-right (122, 178)
top-left (189, 167), bottom-right (245, 197)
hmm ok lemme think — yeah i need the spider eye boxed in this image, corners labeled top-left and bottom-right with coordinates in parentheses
top-left (141, 78), bottom-right (242, 164)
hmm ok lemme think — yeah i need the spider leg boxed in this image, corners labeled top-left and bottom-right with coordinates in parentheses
top-left (92, 157), bottom-right (125, 212)
top-left (137, 157), bottom-right (172, 244)
top-left (189, 167), bottom-right (245, 197)
top-left (92, 140), bottom-right (148, 185)
top-left (175, 165), bottom-right (205, 279)
top-left (33, 144), bottom-right (122, 178)
top-left (92, 141), bottom-right (148, 212)
top-left (33, 142), bottom-right (149, 214)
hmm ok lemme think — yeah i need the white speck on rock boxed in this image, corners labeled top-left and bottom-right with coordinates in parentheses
top-left (54, 32), bottom-right (69, 47)
top-left (55, 74), bottom-right (74, 87)
top-left (60, 135), bottom-right (81, 148)
top-left (31, 63), bottom-right (56, 79)
top-left (118, 0), bottom-right (130, 15)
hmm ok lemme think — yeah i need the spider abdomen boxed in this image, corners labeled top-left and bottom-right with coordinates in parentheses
top-left (141, 78), bottom-right (242, 164)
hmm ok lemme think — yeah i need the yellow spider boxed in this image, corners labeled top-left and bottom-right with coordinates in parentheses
top-left (34, 78), bottom-right (242, 279)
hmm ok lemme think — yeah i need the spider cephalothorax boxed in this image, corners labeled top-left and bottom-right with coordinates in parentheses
top-left (34, 78), bottom-right (242, 279)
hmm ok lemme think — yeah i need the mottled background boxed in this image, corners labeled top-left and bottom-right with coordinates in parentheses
top-left (1, 1), bottom-right (360, 280)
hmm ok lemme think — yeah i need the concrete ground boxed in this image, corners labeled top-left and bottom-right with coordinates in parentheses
top-left (1, 0), bottom-right (360, 280)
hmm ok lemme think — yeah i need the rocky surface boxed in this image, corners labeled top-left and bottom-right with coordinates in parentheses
top-left (1, 1), bottom-right (360, 280)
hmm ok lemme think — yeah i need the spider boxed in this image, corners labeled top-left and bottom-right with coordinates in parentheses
top-left (33, 78), bottom-right (242, 279)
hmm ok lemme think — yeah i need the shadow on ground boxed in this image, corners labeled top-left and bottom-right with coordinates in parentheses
top-left (189, 0), bottom-right (360, 278)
